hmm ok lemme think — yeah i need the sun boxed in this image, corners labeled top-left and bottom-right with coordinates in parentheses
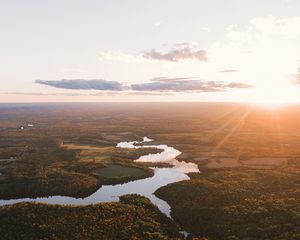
top-left (245, 84), bottom-right (299, 108)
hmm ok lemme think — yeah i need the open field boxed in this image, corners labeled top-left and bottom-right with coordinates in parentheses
top-left (0, 103), bottom-right (300, 239)
top-left (94, 164), bottom-right (148, 179)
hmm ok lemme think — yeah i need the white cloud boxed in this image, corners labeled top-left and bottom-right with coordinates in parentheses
top-left (98, 43), bottom-right (207, 63)
top-left (208, 15), bottom-right (300, 91)
top-left (143, 46), bottom-right (207, 62)
top-left (196, 15), bottom-right (300, 104)
top-left (227, 15), bottom-right (300, 42)
top-left (98, 51), bottom-right (144, 63)
top-left (96, 16), bottom-right (300, 103)
top-left (200, 27), bottom-right (211, 32)
top-left (153, 21), bottom-right (162, 27)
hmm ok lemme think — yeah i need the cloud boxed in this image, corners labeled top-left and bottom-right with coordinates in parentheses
top-left (209, 15), bottom-right (300, 92)
top-left (227, 15), bottom-right (300, 42)
top-left (33, 77), bottom-right (252, 94)
top-left (200, 27), bottom-right (211, 32)
top-left (127, 91), bottom-right (174, 96)
top-left (4, 92), bottom-right (119, 96)
top-left (35, 79), bottom-right (124, 91)
top-left (98, 43), bottom-right (207, 63)
top-left (153, 21), bottom-right (162, 27)
top-left (143, 44), bottom-right (207, 62)
top-left (293, 68), bottom-right (300, 84)
top-left (225, 82), bottom-right (252, 88)
top-left (98, 51), bottom-right (143, 63)
top-left (131, 77), bottom-right (252, 92)
top-left (219, 69), bottom-right (238, 73)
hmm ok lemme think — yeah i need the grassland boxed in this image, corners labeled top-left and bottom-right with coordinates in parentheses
top-left (93, 164), bottom-right (151, 185)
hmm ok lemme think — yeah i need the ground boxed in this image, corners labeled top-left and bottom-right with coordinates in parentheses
top-left (0, 103), bottom-right (300, 239)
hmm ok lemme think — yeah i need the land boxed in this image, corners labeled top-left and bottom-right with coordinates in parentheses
top-left (0, 103), bottom-right (300, 239)
top-left (0, 194), bottom-right (182, 240)
top-left (156, 167), bottom-right (300, 240)
top-left (0, 118), bottom-right (162, 200)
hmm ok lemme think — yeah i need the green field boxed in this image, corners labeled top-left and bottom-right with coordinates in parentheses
top-left (93, 164), bottom-right (152, 184)
top-left (94, 164), bottom-right (148, 178)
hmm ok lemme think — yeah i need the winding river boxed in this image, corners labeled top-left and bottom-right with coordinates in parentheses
top-left (0, 137), bottom-right (199, 218)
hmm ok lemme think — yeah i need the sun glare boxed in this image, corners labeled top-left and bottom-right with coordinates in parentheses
top-left (246, 84), bottom-right (299, 108)
top-left (254, 100), bottom-right (289, 108)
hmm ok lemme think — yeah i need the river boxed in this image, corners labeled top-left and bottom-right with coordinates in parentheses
top-left (0, 137), bottom-right (199, 218)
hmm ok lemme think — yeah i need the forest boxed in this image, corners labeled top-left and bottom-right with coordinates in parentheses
top-left (0, 103), bottom-right (300, 239)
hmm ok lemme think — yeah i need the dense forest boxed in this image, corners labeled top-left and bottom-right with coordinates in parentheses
top-left (0, 194), bottom-right (183, 240)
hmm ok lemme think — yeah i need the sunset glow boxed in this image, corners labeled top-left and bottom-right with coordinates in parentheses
top-left (1, 1), bottom-right (300, 103)
top-left (245, 85), bottom-right (300, 107)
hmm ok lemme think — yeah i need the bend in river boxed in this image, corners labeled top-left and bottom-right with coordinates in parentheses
top-left (0, 137), bottom-right (199, 217)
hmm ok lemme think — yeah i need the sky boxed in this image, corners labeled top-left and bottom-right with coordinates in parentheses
top-left (1, 0), bottom-right (300, 103)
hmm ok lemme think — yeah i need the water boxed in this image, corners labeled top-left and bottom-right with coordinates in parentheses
top-left (0, 137), bottom-right (199, 218)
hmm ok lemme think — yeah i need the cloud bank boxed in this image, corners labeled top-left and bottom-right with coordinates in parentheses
top-left (143, 45), bottom-right (207, 62)
top-left (34, 78), bottom-right (251, 94)
top-left (98, 43), bottom-right (207, 63)
top-left (131, 77), bottom-right (252, 92)
top-left (5, 92), bottom-right (119, 97)
top-left (35, 79), bottom-right (124, 91)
